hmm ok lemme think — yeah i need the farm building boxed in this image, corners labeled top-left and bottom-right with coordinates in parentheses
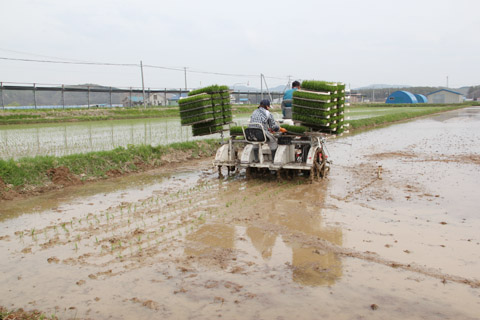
top-left (414, 94), bottom-right (428, 103)
top-left (121, 95), bottom-right (144, 107)
top-left (148, 93), bottom-right (166, 106)
top-left (386, 91), bottom-right (418, 104)
top-left (426, 89), bottom-right (463, 104)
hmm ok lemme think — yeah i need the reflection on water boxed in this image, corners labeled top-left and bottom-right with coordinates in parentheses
top-left (184, 224), bottom-right (236, 268)
top-left (185, 181), bottom-right (343, 287)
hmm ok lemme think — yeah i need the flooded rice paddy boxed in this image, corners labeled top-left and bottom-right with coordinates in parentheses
top-left (1, 107), bottom-right (480, 319)
top-left (0, 115), bottom-right (251, 159)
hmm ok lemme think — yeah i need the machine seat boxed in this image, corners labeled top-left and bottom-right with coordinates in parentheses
top-left (244, 127), bottom-right (267, 143)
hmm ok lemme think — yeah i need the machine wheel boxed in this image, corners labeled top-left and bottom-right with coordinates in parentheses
top-left (246, 167), bottom-right (257, 179)
top-left (227, 166), bottom-right (236, 175)
top-left (218, 166), bottom-right (223, 179)
top-left (310, 148), bottom-right (328, 181)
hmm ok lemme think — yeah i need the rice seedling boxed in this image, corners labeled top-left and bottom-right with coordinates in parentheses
top-left (280, 124), bottom-right (308, 135)
top-left (61, 223), bottom-right (69, 233)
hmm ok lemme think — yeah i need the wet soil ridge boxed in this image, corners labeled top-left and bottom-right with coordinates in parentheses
top-left (0, 140), bottom-right (218, 201)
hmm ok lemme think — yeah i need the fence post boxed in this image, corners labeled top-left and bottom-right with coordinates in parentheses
top-left (33, 83), bottom-right (37, 109)
top-left (148, 87), bottom-right (151, 107)
top-left (62, 84), bottom-right (65, 109)
top-left (140, 60), bottom-right (146, 109)
top-left (1, 82), bottom-right (4, 109)
top-left (87, 86), bottom-right (90, 109)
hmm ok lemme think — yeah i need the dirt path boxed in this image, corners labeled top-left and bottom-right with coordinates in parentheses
top-left (1, 107), bottom-right (480, 319)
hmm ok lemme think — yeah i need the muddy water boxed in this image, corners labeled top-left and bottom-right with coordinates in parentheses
top-left (1, 107), bottom-right (480, 319)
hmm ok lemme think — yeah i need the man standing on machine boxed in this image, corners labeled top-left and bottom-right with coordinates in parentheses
top-left (282, 80), bottom-right (300, 119)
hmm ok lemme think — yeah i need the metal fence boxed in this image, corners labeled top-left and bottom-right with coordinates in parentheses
top-left (0, 82), bottom-right (285, 109)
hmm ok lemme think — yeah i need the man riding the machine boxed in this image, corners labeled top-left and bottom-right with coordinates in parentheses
top-left (248, 99), bottom-right (287, 161)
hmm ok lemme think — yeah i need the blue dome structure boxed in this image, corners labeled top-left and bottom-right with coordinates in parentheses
top-left (386, 91), bottom-right (418, 104)
top-left (414, 94), bottom-right (428, 103)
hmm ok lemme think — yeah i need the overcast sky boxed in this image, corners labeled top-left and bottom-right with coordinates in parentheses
top-left (1, 0), bottom-right (479, 90)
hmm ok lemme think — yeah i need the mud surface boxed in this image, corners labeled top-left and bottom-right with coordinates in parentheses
top-left (1, 107), bottom-right (480, 319)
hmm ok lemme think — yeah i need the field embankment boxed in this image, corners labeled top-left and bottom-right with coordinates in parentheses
top-left (0, 140), bottom-right (219, 201)
top-left (0, 105), bottom-right (258, 125)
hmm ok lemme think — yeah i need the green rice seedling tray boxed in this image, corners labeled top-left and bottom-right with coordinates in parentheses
top-left (179, 93), bottom-right (210, 106)
top-left (280, 124), bottom-right (308, 135)
top-left (293, 90), bottom-right (331, 102)
top-left (188, 85), bottom-right (230, 96)
top-left (181, 113), bottom-right (216, 126)
top-left (229, 126), bottom-right (244, 136)
top-left (293, 105), bottom-right (331, 118)
top-left (192, 125), bottom-right (225, 136)
top-left (293, 99), bottom-right (336, 109)
top-left (293, 114), bottom-right (331, 127)
top-left (301, 80), bottom-right (339, 93)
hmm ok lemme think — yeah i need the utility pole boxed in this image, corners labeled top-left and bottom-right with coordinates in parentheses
top-left (140, 60), bottom-right (146, 109)
top-left (1, 82), bottom-right (4, 109)
top-left (184, 67), bottom-right (188, 90)
top-left (33, 83), bottom-right (37, 109)
top-left (446, 75), bottom-right (449, 88)
top-left (260, 74), bottom-right (263, 100)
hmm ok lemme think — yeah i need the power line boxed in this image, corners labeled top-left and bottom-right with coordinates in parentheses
top-left (0, 56), bottom-right (291, 81)
top-left (0, 47), bottom-right (91, 63)
top-left (0, 56), bottom-right (137, 67)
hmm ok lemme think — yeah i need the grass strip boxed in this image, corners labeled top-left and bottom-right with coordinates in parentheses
top-left (0, 140), bottom-right (219, 190)
top-left (346, 105), bottom-right (465, 129)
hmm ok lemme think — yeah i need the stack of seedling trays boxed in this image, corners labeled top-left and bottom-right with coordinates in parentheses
top-left (179, 85), bottom-right (233, 136)
top-left (292, 80), bottom-right (346, 134)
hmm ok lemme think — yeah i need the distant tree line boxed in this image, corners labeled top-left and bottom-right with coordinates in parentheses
top-left (467, 86), bottom-right (480, 100)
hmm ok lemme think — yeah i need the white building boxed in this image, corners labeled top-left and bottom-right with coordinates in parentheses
top-left (426, 89), bottom-right (463, 104)
top-left (148, 93), bottom-right (166, 106)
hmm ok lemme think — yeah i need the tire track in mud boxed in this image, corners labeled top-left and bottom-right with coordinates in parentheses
top-left (248, 218), bottom-right (480, 289)
top-left (5, 170), bottom-right (479, 290)
top-left (210, 175), bottom-right (480, 290)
